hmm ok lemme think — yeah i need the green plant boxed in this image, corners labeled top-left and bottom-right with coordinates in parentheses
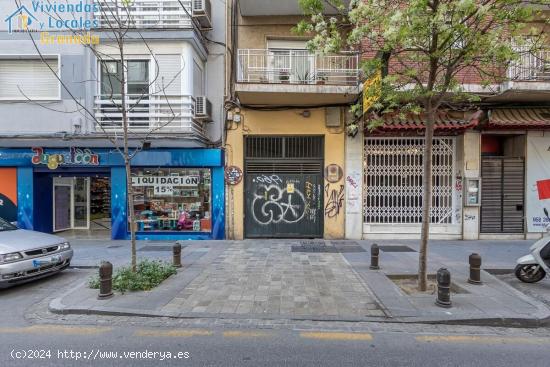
top-left (88, 259), bottom-right (177, 293)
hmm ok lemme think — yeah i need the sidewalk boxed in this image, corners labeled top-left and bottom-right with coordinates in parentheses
top-left (51, 239), bottom-right (550, 327)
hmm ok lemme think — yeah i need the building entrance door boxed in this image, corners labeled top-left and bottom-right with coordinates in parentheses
top-left (244, 136), bottom-right (324, 238)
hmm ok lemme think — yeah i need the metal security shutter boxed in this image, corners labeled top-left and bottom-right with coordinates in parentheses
top-left (502, 158), bottom-right (525, 233)
top-left (0, 58), bottom-right (59, 99)
top-left (481, 157), bottom-right (524, 233)
top-left (244, 136), bottom-right (324, 238)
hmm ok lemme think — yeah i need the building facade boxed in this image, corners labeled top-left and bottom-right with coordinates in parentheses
top-left (225, 0), bottom-right (360, 239)
top-left (0, 0), bottom-right (227, 240)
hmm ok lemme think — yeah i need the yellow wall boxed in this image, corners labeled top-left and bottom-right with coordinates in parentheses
top-left (225, 108), bottom-right (345, 239)
top-left (238, 15), bottom-right (308, 49)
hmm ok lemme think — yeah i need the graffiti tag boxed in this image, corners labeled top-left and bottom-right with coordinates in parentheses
top-left (253, 174), bottom-right (283, 185)
top-left (346, 175), bottom-right (358, 189)
top-left (251, 184), bottom-right (306, 225)
top-left (324, 184), bottom-right (344, 219)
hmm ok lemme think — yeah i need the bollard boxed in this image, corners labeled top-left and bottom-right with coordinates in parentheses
top-left (173, 243), bottom-right (182, 268)
top-left (435, 268), bottom-right (452, 308)
top-left (370, 243), bottom-right (380, 270)
top-left (468, 253), bottom-right (482, 285)
top-left (98, 261), bottom-right (113, 300)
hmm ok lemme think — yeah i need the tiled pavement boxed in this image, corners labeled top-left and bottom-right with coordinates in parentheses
top-left (161, 242), bottom-right (384, 318)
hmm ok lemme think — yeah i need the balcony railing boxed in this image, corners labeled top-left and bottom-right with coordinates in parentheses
top-left (237, 49), bottom-right (360, 86)
top-left (94, 0), bottom-right (193, 29)
top-left (94, 94), bottom-right (204, 136)
top-left (508, 47), bottom-right (550, 81)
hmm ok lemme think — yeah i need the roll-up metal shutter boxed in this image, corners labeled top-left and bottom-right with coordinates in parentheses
top-left (481, 157), bottom-right (524, 233)
top-left (244, 136), bottom-right (324, 238)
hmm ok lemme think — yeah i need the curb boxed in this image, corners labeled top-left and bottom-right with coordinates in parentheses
top-left (48, 298), bottom-right (550, 328)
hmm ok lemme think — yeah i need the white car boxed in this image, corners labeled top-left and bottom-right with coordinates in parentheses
top-left (0, 217), bottom-right (73, 288)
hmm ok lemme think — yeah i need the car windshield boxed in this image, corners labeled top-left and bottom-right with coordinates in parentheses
top-left (0, 217), bottom-right (17, 232)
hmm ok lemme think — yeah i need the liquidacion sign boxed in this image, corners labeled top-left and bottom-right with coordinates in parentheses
top-left (132, 176), bottom-right (200, 187)
top-left (31, 147), bottom-right (100, 170)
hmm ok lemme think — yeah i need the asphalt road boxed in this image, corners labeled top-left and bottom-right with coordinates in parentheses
top-left (1, 267), bottom-right (550, 367)
top-left (1, 323), bottom-right (550, 367)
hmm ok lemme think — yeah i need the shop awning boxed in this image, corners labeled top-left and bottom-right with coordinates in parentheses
top-left (487, 109), bottom-right (550, 129)
top-left (365, 110), bottom-right (482, 133)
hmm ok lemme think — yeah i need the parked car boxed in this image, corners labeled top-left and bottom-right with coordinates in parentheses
top-left (0, 217), bottom-right (73, 288)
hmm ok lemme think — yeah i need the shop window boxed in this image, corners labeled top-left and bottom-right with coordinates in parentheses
top-left (131, 168), bottom-right (212, 232)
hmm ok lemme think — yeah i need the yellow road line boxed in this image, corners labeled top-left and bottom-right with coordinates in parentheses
top-left (0, 325), bottom-right (111, 335)
top-left (300, 331), bottom-right (373, 341)
top-left (416, 335), bottom-right (550, 345)
top-left (135, 329), bottom-right (213, 337)
top-left (223, 330), bottom-right (271, 338)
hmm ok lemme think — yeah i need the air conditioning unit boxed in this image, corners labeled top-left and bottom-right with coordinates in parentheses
top-left (192, 0), bottom-right (212, 29)
top-left (195, 96), bottom-right (213, 122)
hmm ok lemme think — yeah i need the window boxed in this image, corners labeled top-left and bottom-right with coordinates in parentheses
top-left (0, 57), bottom-right (59, 100)
top-left (131, 168), bottom-right (212, 232)
top-left (100, 60), bottom-right (149, 96)
top-left (193, 61), bottom-right (204, 96)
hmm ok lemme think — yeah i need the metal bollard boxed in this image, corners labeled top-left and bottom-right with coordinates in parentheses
top-left (173, 243), bottom-right (182, 268)
top-left (370, 243), bottom-right (380, 270)
top-left (98, 261), bottom-right (113, 300)
top-left (468, 253), bottom-right (482, 285)
top-left (435, 268), bottom-right (452, 308)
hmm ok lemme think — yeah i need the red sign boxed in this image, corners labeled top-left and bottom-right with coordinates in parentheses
top-left (536, 179), bottom-right (550, 200)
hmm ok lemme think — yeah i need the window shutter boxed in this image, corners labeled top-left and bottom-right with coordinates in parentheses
top-left (154, 54), bottom-right (182, 95)
top-left (0, 58), bottom-right (59, 99)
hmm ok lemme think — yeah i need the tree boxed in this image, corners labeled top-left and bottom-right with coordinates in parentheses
top-left (298, 0), bottom-right (547, 290)
top-left (15, 0), bottom-right (193, 272)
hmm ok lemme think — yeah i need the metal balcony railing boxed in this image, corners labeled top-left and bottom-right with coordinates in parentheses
top-left (508, 47), bottom-right (550, 81)
top-left (237, 49), bottom-right (360, 86)
top-left (94, 0), bottom-right (193, 29)
top-left (94, 94), bottom-right (204, 136)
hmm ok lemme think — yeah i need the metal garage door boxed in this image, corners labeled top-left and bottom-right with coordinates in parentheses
top-left (481, 157), bottom-right (525, 233)
top-left (244, 136), bottom-right (324, 238)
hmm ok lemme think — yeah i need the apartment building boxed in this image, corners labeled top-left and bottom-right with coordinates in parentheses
top-left (225, 0), bottom-right (361, 239)
top-left (0, 0), bottom-right (226, 240)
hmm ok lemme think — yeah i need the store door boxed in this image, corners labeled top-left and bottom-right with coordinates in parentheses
top-left (53, 179), bottom-right (72, 232)
top-left (481, 157), bottom-right (525, 233)
top-left (53, 177), bottom-right (91, 232)
top-left (244, 136), bottom-right (324, 238)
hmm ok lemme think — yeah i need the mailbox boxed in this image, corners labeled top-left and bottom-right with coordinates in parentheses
top-left (465, 178), bottom-right (481, 206)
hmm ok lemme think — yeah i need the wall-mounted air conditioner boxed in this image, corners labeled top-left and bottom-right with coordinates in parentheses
top-left (192, 0), bottom-right (212, 29)
top-left (195, 96), bottom-right (213, 122)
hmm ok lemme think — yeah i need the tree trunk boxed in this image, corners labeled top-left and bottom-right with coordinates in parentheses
top-left (117, 32), bottom-right (137, 273)
top-left (418, 106), bottom-right (436, 291)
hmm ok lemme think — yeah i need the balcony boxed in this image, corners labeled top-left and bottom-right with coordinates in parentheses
top-left (94, 95), bottom-right (205, 137)
top-left (94, 0), bottom-right (193, 29)
top-left (497, 47), bottom-right (550, 102)
top-left (236, 49), bottom-right (361, 105)
top-left (239, 0), bottom-right (350, 16)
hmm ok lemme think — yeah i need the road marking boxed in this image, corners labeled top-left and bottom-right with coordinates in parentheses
top-left (223, 330), bottom-right (271, 338)
top-left (135, 329), bottom-right (213, 337)
top-left (0, 325), bottom-right (111, 335)
top-left (416, 335), bottom-right (550, 345)
top-left (300, 331), bottom-right (373, 341)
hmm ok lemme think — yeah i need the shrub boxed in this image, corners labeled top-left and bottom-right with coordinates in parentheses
top-left (88, 260), bottom-right (177, 293)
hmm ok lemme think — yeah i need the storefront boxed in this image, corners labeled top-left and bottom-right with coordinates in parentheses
top-left (0, 147), bottom-right (225, 240)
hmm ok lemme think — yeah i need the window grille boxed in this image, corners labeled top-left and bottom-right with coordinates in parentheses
top-left (363, 137), bottom-right (455, 224)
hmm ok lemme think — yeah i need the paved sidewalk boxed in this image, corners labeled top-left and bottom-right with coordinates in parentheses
top-left (50, 239), bottom-right (550, 327)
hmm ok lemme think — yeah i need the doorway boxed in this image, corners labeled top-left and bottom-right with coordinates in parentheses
top-left (52, 175), bottom-right (111, 237)
top-left (480, 135), bottom-right (525, 234)
top-left (244, 136), bottom-right (324, 238)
